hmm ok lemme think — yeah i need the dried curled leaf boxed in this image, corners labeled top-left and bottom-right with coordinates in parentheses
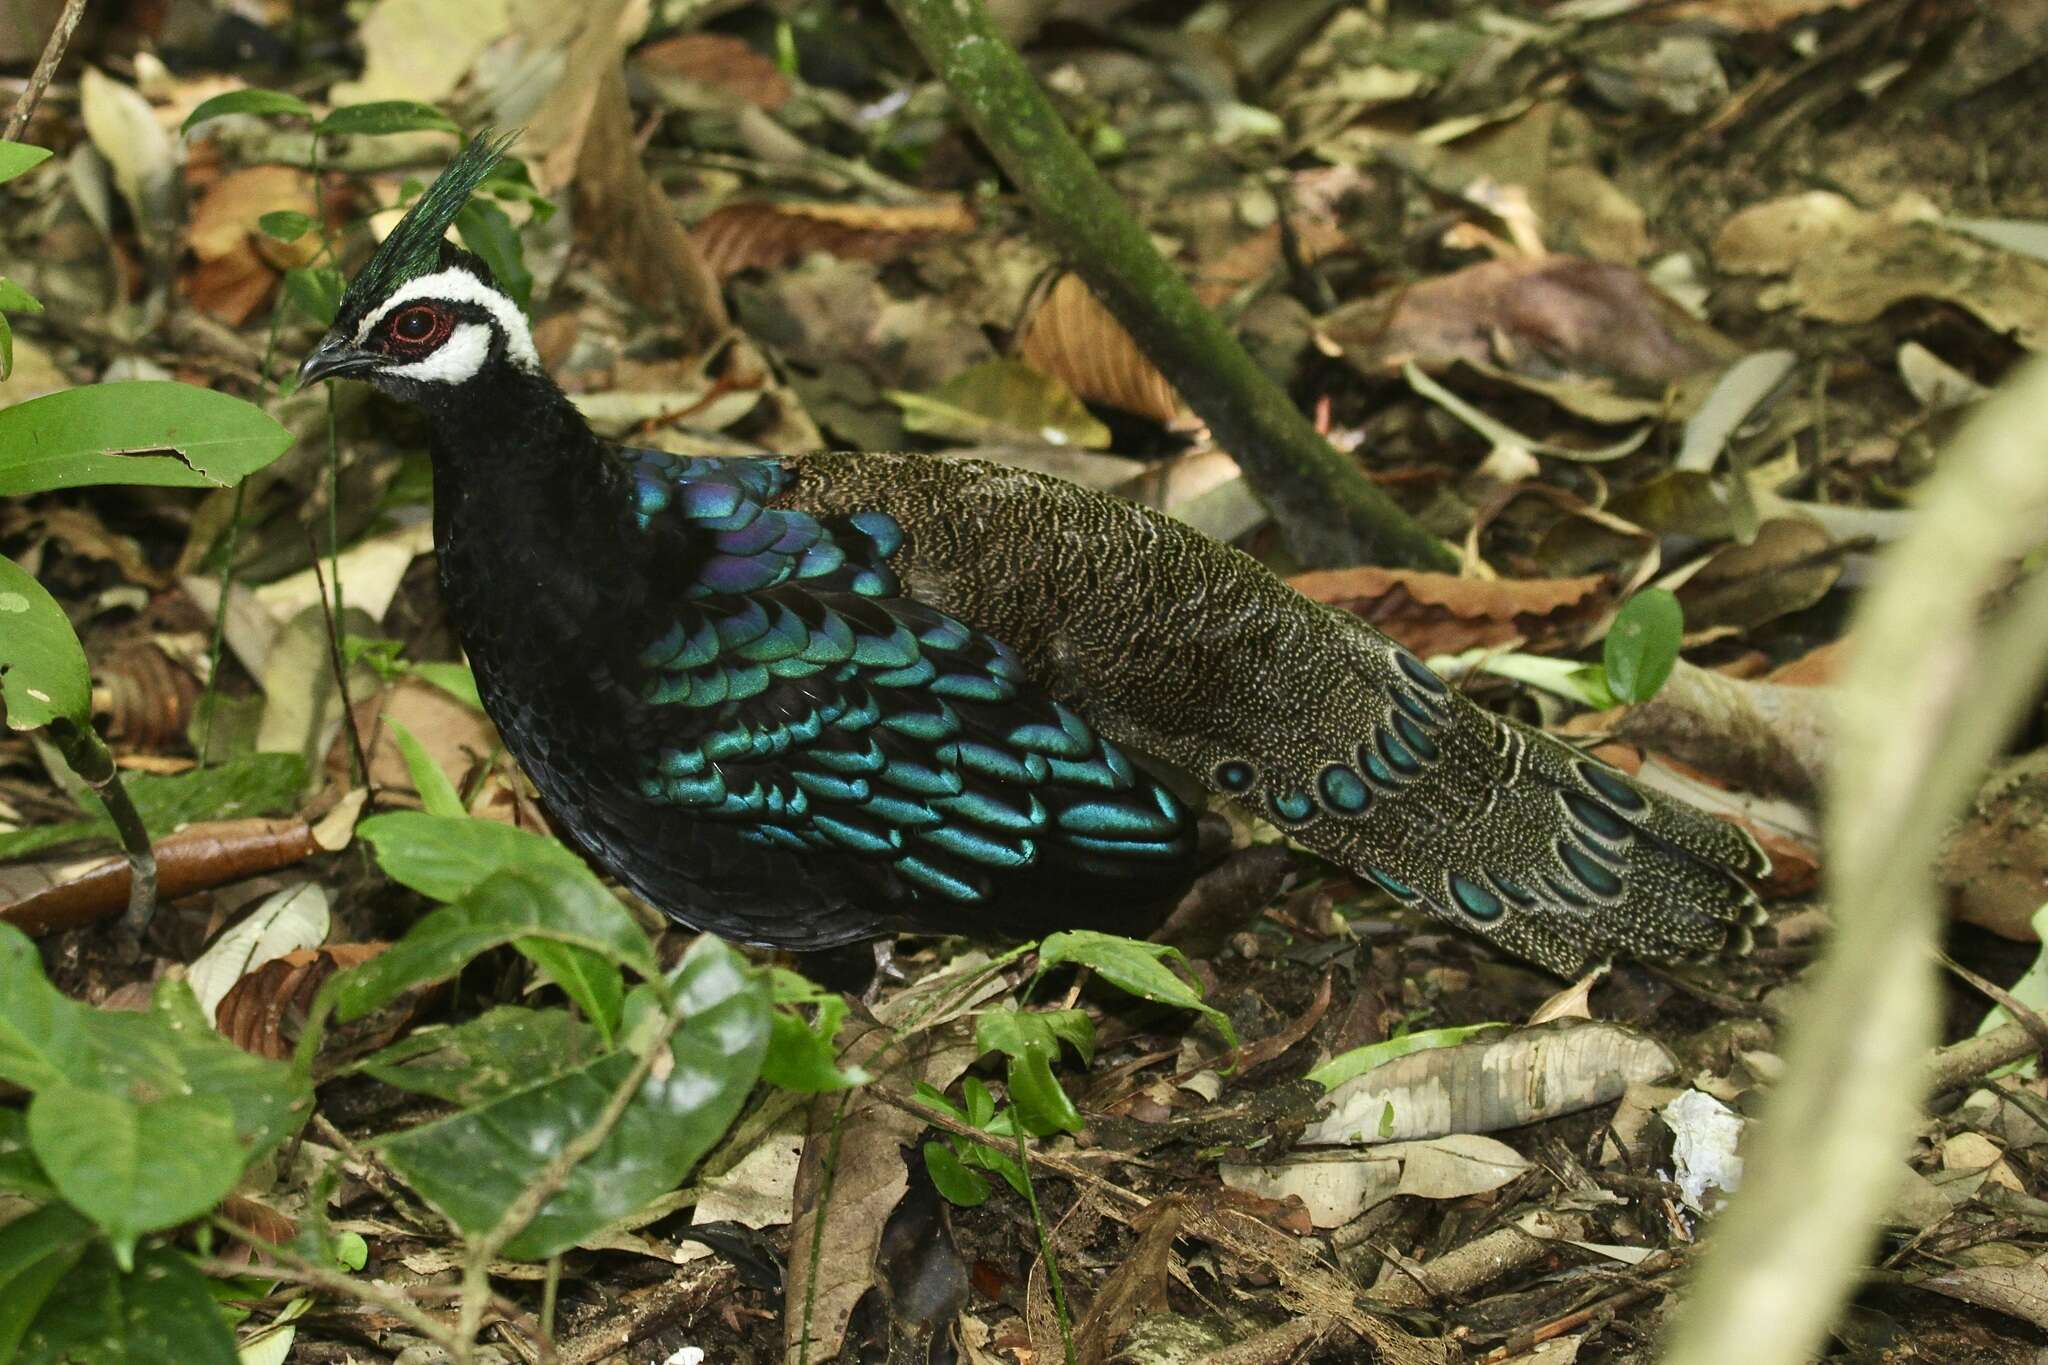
top-left (1289, 566), bottom-right (1610, 657)
top-left (695, 200), bottom-right (976, 279)
top-left (633, 33), bottom-right (790, 110)
top-left (215, 942), bottom-right (388, 1059)
top-left (1016, 273), bottom-right (1181, 424)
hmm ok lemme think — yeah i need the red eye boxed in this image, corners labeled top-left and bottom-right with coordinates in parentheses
top-left (387, 304), bottom-right (447, 348)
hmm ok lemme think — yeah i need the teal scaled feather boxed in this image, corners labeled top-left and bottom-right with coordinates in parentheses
top-left (335, 129), bottom-right (517, 326)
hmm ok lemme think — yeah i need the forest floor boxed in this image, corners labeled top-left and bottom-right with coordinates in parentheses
top-left (4, 0), bottom-right (2048, 1361)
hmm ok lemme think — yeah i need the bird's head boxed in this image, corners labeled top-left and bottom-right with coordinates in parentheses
top-left (298, 131), bottom-right (539, 407)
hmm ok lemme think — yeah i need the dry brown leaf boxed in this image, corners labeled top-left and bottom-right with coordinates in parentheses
top-left (182, 165), bottom-right (320, 323)
top-left (216, 942), bottom-right (386, 1059)
top-left (1288, 566), bottom-right (1610, 657)
top-left (696, 199), bottom-right (976, 280)
top-left (1016, 273), bottom-right (1180, 424)
top-left (633, 32), bottom-right (790, 110)
top-left (1611, 659), bottom-right (1832, 802)
top-left (0, 818), bottom-right (321, 937)
top-left (93, 640), bottom-right (202, 750)
top-left (1193, 220), bottom-right (1351, 307)
top-left (1323, 255), bottom-right (1741, 388)
top-left (1674, 517), bottom-right (1843, 634)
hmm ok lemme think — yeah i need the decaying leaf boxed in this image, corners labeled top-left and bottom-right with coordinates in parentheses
top-left (1673, 516), bottom-right (1843, 633)
top-left (1290, 566), bottom-right (1609, 657)
top-left (1322, 255), bottom-right (1742, 389)
top-left (888, 359), bottom-right (1109, 449)
top-left (216, 942), bottom-right (388, 1059)
top-left (1303, 1021), bottom-right (1676, 1145)
top-left (1221, 1134), bottom-right (1531, 1228)
top-left (1016, 273), bottom-right (1181, 424)
top-left (1610, 659), bottom-right (1833, 802)
top-left (632, 32), bottom-right (791, 111)
top-left (696, 200), bottom-right (975, 280)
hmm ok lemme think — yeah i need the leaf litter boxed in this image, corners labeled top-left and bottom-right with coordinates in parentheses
top-left (3, 0), bottom-right (2048, 1361)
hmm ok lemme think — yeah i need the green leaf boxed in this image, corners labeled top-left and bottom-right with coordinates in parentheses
top-left (515, 940), bottom-right (624, 1044)
top-left (256, 210), bottom-right (313, 243)
top-left (28, 1085), bottom-right (243, 1268)
top-left (282, 265), bottom-right (344, 327)
top-left (314, 101), bottom-right (459, 137)
top-left (377, 937), bottom-right (771, 1259)
top-left (455, 198), bottom-right (531, 311)
top-left (762, 989), bottom-right (867, 1093)
top-left (0, 556), bottom-right (90, 730)
top-left (332, 863), bottom-right (658, 1022)
top-left (0, 144), bottom-right (52, 183)
top-left (1603, 588), bottom-right (1683, 704)
top-left (356, 1005), bottom-right (597, 1105)
top-left (1, 310), bottom-right (12, 382)
top-left (0, 752), bottom-right (308, 859)
top-left (1305, 1023), bottom-right (1504, 1091)
top-left (0, 382), bottom-right (294, 496)
top-left (0, 1109), bottom-right (52, 1197)
top-left (888, 359), bottom-right (1111, 449)
top-left (958, 1136), bottom-right (1029, 1197)
top-left (382, 716), bottom-right (465, 818)
top-left (1005, 1045), bottom-right (1082, 1136)
top-left (15, 1242), bottom-right (237, 1365)
top-left (922, 1140), bottom-right (990, 1206)
top-left (0, 1205), bottom-right (95, 1360)
top-left (358, 810), bottom-right (593, 902)
top-left (0, 928), bottom-right (307, 1162)
top-left (409, 660), bottom-right (483, 710)
top-left (0, 276), bottom-right (42, 313)
top-left (180, 89), bottom-right (312, 134)
top-left (1036, 930), bottom-right (1237, 1045)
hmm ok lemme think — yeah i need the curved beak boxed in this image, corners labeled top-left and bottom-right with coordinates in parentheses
top-left (297, 336), bottom-right (381, 388)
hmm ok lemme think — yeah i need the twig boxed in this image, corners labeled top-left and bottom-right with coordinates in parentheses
top-left (2, 0), bottom-right (88, 142)
top-left (44, 717), bottom-right (156, 939)
top-left (881, 0), bottom-right (1455, 572)
top-left (1925, 1019), bottom-right (2045, 1098)
top-left (305, 526), bottom-right (371, 791)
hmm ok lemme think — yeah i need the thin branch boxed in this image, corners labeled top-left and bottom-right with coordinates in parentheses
top-left (2, 0), bottom-right (88, 142)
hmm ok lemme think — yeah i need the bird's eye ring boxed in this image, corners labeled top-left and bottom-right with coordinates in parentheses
top-left (391, 305), bottom-right (441, 343)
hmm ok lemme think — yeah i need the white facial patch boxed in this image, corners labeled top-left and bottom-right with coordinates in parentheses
top-left (356, 266), bottom-right (541, 372)
top-left (382, 321), bottom-right (492, 384)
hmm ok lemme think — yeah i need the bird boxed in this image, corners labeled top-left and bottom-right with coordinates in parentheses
top-left (298, 133), bottom-right (1769, 979)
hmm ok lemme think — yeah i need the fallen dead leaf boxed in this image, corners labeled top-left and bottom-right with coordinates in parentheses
top-left (1290, 566), bottom-right (1609, 657)
top-left (1017, 273), bottom-right (1181, 423)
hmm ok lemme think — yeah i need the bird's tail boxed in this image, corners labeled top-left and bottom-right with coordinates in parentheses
top-left (1282, 642), bottom-right (1770, 978)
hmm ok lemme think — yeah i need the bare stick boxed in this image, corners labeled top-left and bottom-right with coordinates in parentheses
top-left (3, 0), bottom-right (89, 142)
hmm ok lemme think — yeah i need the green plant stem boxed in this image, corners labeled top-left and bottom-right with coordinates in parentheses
top-left (1015, 1123), bottom-right (1076, 1365)
top-left (47, 719), bottom-right (156, 935)
top-left (882, 0), bottom-right (1455, 572)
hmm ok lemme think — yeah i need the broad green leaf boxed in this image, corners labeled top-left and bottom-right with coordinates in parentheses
top-left (332, 862), bottom-right (657, 1021)
top-left (975, 1007), bottom-right (1093, 1066)
top-left (28, 1085), bottom-right (243, 1266)
top-left (356, 1006), bottom-right (597, 1105)
top-left (0, 1205), bottom-right (95, 1360)
top-left (377, 937), bottom-right (771, 1259)
top-left (1, 310), bottom-right (12, 381)
top-left (180, 89), bottom-right (312, 134)
top-left (382, 717), bottom-right (465, 818)
top-left (358, 810), bottom-right (592, 902)
top-left (16, 1243), bottom-right (237, 1365)
top-left (0, 382), bottom-right (293, 496)
top-left (1604, 588), bottom-right (1683, 704)
top-left (315, 102), bottom-right (458, 137)
top-left (516, 939), bottom-right (624, 1044)
top-left (0, 556), bottom-right (90, 730)
top-left (0, 144), bottom-right (52, 182)
top-left (282, 266), bottom-right (343, 327)
top-left (1036, 930), bottom-right (1237, 1045)
top-left (1305, 1023), bottom-right (1504, 1091)
top-left (923, 1140), bottom-right (990, 1206)
top-left (889, 359), bottom-right (1110, 449)
top-left (455, 198), bottom-right (531, 311)
top-left (0, 928), bottom-right (306, 1164)
top-left (957, 1134), bottom-right (1027, 1197)
top-left (256, 210), bottom-right (312, 243)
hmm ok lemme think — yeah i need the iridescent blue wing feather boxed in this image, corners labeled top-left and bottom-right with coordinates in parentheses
top-left (612, 449), bottom-right (1198, 934)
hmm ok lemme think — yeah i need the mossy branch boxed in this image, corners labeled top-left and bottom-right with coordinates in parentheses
top-left (883, 0), bottom-right (1456, 572)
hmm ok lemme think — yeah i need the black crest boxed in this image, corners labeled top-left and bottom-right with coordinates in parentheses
top-left (335, 129), bottom-right (515, 329)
